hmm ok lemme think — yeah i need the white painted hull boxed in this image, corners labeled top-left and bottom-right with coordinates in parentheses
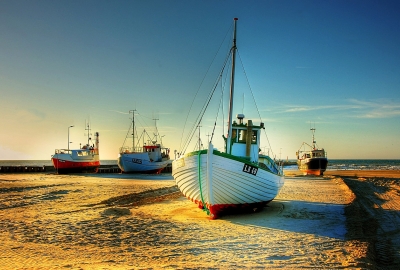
top-left (173, 19), bottom-right (284, 219)
top-left (118, 152), bottom-right (169, 174)
top-left (172, 148), bottom-right (284, 218)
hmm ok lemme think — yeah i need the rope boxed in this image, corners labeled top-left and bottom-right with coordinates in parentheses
top-left (178, 24), bottom-right (233, 155)
top-left (121, 121), bottom-right (133, 149)
top-left (210, 75), bottom-right (224, 142)
top-left (237, 50), bottom-right (276, 160)
top-left (179, 50), bottom-right (231, 156)
top-left (177, 23), bottom-right (235, 157)
top-left (197, 151), bottom-right (210, 215)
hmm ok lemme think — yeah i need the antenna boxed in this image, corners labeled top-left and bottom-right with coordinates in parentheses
top-left (153, 113), bottom-right (159, 145)
top-left (310, 125), bottom-right (316, 149)
top-left (85, 120), bottom-right (92, 145)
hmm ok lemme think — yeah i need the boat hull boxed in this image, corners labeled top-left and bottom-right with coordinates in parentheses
top-left (118, 153), bottom-right (169, 174)
top-left (172, 149), bottom-right (284, 219)
top-left (297, 157), bottom-right (328, 176)
top-left (52, 156), bottom-right (100, 173)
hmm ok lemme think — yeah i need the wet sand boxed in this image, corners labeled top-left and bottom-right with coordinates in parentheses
top-left (0, 170), bottom-right (399, 269)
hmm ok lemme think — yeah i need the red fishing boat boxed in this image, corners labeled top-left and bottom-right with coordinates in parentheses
top-left (51, 124), bottom-right (100, 173)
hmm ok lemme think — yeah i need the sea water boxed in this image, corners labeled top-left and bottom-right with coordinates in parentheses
top-left (327, 159), bottom-right (400, 170)
top-left (280, 159), bottom-right (400, 171)
top-left (1, 159), bottom-right (399, 170)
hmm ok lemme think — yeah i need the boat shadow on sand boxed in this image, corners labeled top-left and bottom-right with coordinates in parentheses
top-left (224, 199), bottom-right (347, 239)
top-left (223, 176), bottom-right (400, 269)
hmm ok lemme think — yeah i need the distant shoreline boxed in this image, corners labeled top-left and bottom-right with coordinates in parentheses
top-left (285, 169), bottom-right (400, 178)
top-left (1, 159), bottom-right (400, 175)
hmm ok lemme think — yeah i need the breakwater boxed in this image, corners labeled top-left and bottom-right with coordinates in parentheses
top-left (0, 164), bottom-right (172, 174)
top-left (0, 165), bottom-right (49, 173)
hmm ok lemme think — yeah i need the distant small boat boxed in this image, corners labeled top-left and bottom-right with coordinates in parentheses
top-left (296, 127), bottom-right (328, 176)
top-left (52, 124), bottom-right (100, 173)
top-left (117, 110), bottom-right (170, 174)
top-left (172, 18), bottom-right (284, 219)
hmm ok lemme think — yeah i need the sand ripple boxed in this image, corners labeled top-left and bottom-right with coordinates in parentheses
top-left (0, 172), bottom-right (399, 269)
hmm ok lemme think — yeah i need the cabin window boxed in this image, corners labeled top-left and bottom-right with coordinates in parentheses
top-left (236, 130), bottom-right (258, 144)
top-left (252, 130), bottom-right (257, 144)
top-left (238, 130), bottom-right (246, 142)
top-left (77, 151), bottom-right (88, 156)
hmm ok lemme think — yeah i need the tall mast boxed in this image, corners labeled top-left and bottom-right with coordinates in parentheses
top-left (311, 127), bottom-right (316, 150)
top-left (130, 109), bottom-right (136, 148)
top-left (153, 115), bottom-right (159, 145)
top-left (226, 17), bottom-right (238, 154)
top-left (85, 121), bottom-right (91, 145)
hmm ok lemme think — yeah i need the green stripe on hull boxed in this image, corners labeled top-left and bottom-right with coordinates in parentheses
top-left (182, 149), bottom-right (281, 176)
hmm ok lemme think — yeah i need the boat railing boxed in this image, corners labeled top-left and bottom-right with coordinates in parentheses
top-left (54, 149), bottom-right (73, 155)
top-left (75, 149), bottom-right (99, 156)
top-left (259, 155), bottom-right (283, 175)
top-left (119, 146), bottom-right (144, 154)
top-left (297, 150), bottom-right (327, 159)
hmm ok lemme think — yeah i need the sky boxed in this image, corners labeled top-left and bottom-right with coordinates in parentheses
top-left (1, 0), bottom-right (399, 161)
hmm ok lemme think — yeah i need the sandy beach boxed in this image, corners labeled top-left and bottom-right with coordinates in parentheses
top-left (1, 170), bottom-right (400, 269)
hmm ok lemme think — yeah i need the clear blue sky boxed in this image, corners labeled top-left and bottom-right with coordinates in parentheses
top-left (1, 0), bottom-right (399, 160)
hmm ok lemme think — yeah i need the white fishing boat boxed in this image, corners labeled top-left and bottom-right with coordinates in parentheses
top-left (52, 123), bottom-right (100, 173)
top-left (172, 18), bottom-right (284, 219)
top-left (296, 127), bottom-right (328, 176)
top-left (117, 110), bottom-right (170, 174)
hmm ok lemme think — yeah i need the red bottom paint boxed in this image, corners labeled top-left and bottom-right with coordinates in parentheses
top-left (187, 196), bottom-right (271, 219)
top-left (302, 169), bottom-right (324, 176)
top-left (52, 158), bottom-right (100, 173)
